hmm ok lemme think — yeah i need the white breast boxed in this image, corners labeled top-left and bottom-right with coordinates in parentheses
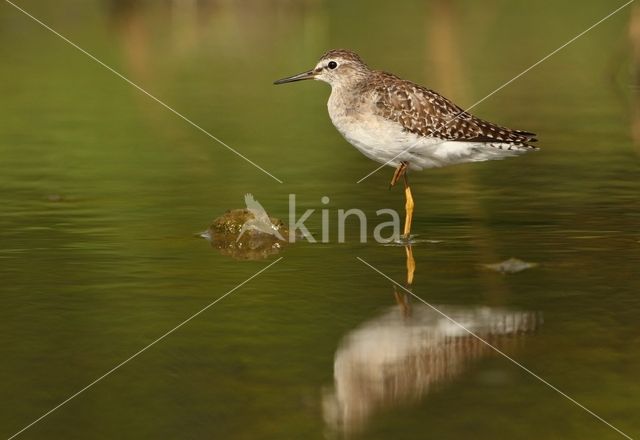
top-left (328, 88), bottom-right (412, 165)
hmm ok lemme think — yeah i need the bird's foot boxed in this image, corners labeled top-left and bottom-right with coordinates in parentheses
top-left (393, 233), bottom-right (417, 245)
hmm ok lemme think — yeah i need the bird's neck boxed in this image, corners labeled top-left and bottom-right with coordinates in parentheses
top-left (328, 81), bottom-right (367, 123)
top-left (328, 74), bottom-right (369, 103)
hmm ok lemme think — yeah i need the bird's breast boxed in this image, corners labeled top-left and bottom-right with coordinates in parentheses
top-left (327, 88), bottom-right (378, 140)
top-left (327, 96), bottom-right (420, 166)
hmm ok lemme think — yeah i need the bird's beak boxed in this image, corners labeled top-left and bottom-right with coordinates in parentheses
top-left (273, 69), bottom-right (316, 85)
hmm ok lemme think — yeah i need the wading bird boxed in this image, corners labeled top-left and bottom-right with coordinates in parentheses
top-left (274, 49), bottom-right (537, 238)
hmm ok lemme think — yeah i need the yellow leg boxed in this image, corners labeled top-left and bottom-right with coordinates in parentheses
top-left (390, 162), bottom-right (408, 188)
top-left (394, 244), bottom-right (415, 317)
top-left (403, 173), bottom-right (414, 238)
top-left (394, 286), bottom-right (411, 317)
top-left (405, 245), bottom-right (415, 286)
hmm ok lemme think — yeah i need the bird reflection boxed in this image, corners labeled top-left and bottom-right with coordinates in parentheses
top-left (323, 245), bottom-right (539, 436)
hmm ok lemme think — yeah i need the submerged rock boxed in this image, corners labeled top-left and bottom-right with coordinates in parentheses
top-left (204, 208), bottom-right (288, 260)
top-left (484, 257), bottom-right (538, 274)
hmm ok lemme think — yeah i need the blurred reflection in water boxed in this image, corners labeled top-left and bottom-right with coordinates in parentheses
top-left (323, 247), bottom-right (540, 436)
top-left (323, 304), bottom-right (539, 436)
top-left (628, 3), bottom-right (640, 150)
top-left (107, 0), bottom-right (324, 63)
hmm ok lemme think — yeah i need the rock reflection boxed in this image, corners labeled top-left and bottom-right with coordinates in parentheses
top-left (324, 246), bottom-right (539, 436)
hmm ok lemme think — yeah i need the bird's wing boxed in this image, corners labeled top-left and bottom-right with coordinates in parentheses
top-left (370, 72), bottom-right (537, 146)
top-left (244, 193), bottom-right (271, 222)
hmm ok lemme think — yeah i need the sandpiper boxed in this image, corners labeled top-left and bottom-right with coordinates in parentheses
top-left (274, 49), bottom-right (538, 238)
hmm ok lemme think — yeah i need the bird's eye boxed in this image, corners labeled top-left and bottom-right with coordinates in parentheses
top-left (328, 61), bottom-right (338, 70)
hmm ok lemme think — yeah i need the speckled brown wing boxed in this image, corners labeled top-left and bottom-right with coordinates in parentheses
top-left (370, 71), bottom-right (537, 148)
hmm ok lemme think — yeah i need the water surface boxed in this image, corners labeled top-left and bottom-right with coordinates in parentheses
top-left (1, 1), bottom-right (639, 439)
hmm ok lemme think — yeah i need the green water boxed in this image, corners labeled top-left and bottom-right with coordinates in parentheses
top-left (1, 1), bottom-right (639, 439)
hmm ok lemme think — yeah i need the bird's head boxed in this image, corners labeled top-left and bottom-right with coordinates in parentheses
top-left (274, 49), bottom-right (370, 88)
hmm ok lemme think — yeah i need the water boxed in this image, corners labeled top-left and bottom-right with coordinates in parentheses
top-left (1, 1), bottom-right (639, 438)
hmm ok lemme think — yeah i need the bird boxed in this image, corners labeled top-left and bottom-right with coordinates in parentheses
top-left (237, 193), bottom-right (285, 242)
top-left (274, 49), bottom-right (538, 239)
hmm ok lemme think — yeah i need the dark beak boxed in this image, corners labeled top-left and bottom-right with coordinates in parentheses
top-left (273, 69), bottom-right (316, 85)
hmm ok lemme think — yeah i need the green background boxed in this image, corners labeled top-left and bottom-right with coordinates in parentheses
top-left (1, 0), bottom-right (639, 438)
